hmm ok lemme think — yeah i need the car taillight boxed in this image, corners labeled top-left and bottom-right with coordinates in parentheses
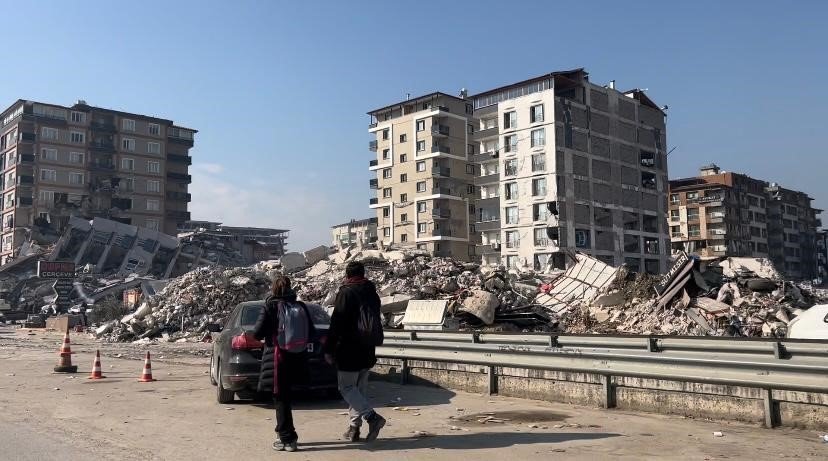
top-left (231, 334), bottom-right (262, 350)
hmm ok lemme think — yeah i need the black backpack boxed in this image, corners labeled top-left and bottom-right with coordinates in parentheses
top-left (356, 298), bottom-right (384, 347)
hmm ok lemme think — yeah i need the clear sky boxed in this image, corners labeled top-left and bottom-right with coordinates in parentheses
top-left (2, 1), bottom-right (826, 250)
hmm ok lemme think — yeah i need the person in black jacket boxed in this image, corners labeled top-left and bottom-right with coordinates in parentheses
top-left (323, 261), bottom-right (386, 442)
top-left (253, 275), bottom-right (314, 452)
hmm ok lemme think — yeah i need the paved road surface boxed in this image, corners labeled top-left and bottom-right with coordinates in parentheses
top-left (0, 327), bottom-right (825, 460)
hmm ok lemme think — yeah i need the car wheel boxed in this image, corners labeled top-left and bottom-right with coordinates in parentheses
top-left (209, 354), bottom-right (217, 386)
top-left (216, 361), bottom-right (234, 404)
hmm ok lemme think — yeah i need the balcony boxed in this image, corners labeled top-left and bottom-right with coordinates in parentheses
top-left (167, 130), bottom-right (195, 147)
top-left (431, 125), bottom-right (450, 137)
top-left (167, 172), bottom-right (192, 183)
top-left (431, 228), bottom-right (454, 237)
top-left (369, 140), bottom-right (378, 152)
top-left (505, 240), bottom-right (520, 249)
top-left (475, 219), bottom-right (500, 232)
top-left (89, 161), bottom-right (115, 172)
top-left (89, 140), bottom-right (116, 153)
top-left (432, 208), bottom-right (450, 219)
top-left (474, 172), bottom-right (500, 185)
top-left (167, 153), bottom-right (192, 165)
top-left (479, 243), bottom-right (501, 254)
top-left (90, 121), bottom-right (117, 133)
top-left (166, 210), bottom-right (191, 220)
top-left (16, 196), bottom-right (33, 207)
top-left (435, 105), bottom-right (450, 113)
top-left (19, 132), bottom-right (36, 142)
top-left (369, 198), bottom-right (378, 205)
top-left (369, 159), bottom-right (378, 167)
top-left (469, 151), bottom-right (499, 163)
top-left (369, 122), bottom-right (378, 129)
top-left (166, 191), bottom-right (192, 202)
top-left (431, 187), bottom-right (457, 196)
top-left (19, 154), bottom-right (35, 164)
top-left (369, 178), bottom-right (379, 189)
top-left (432, 166), bottom-right (451, 177)
top-left (473, 126), bottom-right (498, 141)
top-left (431, 145), bottom-right (451, 154)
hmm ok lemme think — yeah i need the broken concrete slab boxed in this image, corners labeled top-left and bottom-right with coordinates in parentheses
top-left (458, 289), bottom-right (499, 325)
top-left (279, 253), bottom-right (307, 273)
top-left (693, 297), bottom-right (731, 316)
top-left (303, 246), bottom-right (329, 266)
top-left (380, 293), bottom-right (413, 314)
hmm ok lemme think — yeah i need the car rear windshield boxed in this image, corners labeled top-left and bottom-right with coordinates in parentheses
top-left (240, 304), bottom-right (264, 328)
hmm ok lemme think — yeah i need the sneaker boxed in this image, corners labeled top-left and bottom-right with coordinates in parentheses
top-left (343, 425), bottom-right (361, 442)
top-left (365, 413), bottom-right (386, 442)
top-left (272, 441), bottom-right (285, 451)
top-left (285, 441), bottom-right (298, 452)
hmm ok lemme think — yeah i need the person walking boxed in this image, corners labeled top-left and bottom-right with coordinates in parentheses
top-left (323, 260), bottom-right (386, 442)
top-left (253, 275), bottom-right (315, 452)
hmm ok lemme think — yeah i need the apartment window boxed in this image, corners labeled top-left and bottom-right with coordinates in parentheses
top-left (670, 209), bottom-right (679, 221)
top-left (40, 169), bottom-right (56, 182)
top-left (417, 202), bottom-right (426, 213)
top-left (380, 207), bottom-right (390, 219)
top-left (70, 111), bottom-right (85, 123)
top-left (41, 148), bottom-right (58, 161)
top-left (687, 208), bottom-right (699, 220)
top-left (505, 182), bottom-right (518, 200)
top-left (121, 158), bottom-right (135, 171)
top-left (670, 193), bottom-right (679, 203)
top-left (148, 123), bottom-right (161, 136)
top-left (504, 135), bottom-right (517, 153)
top-left (688, 224), bottom-right (701, 237)
top-left (400, 173), bottom-right (407, 183)
top-left (400, 154), bottom-right (407, 163)
top-left (530, 128), bottom-right (545, 148)
top-left (416, 161), bottom-right (426, 172)
top-left (69, 172), bottom-right (84, 185)
top-left (39, 190), bottom-right (55, 204)
top-left (466, 164), bottom-right (475, 175)
top-left (504, 159), bottom-right (517, 176)
top-left (530, 104), bottom-right (544, 123)
top-left (147, 180), bottom-right (161, 193)
top-left (466, 184), bottom-right (474, 194)
top-left (416, 181), bottom-right (426, 193)
top-left (382, 129), bottom-right (389, 140)
top-left (400, 213), bottom-right (408, 223)
top-left (383, 227), bottom-right (391, 237)
top-left (416, 140), bottom-right (425, 152)
top-left (400, 234), bottom-right (407, 242)
top-left (382, 188), bottom-right (392, 198)
top-left (759, 198), bottom-right (766, 208)
top-left (146, 199), bottom-right (160, 211)
top-left (534, 228), bottom-right (548, 246)
top-left (145, 219), bottom-right (159, 231)
top-left (417, 243), bottom-right (427, 250)
top-left (532, 177), bottom-right (547, 196)
top-left (670, 225), bottom-right (681, 237)
top-left (505, 231), bottom-right (519, 248)
top-left (400, 193), bottom-right (408, 202)
top-left (505, 206), bottom-right (519, 224)
top-left (686, 191), bottom-right (699, 202)
top-left (399, 134), bottom-right (407, 143)
top-left (69, 152), bottom-right (84, 164)
top-left (70, 131), bottom-right (85, 144)
top-left (466, 103), bottom-right (473, 114)
top-left (416, 120), bottom-right (425, 132)
top-left (531, 153), bottom-right (545, 172)
top-left (120, 178), bottom-right (134, 191)
top-left (418, 223), bottom-right (427, 234)
top-left (147, 142), bottom-right (160, 154)
top-left (467, 124), bottom-right (474, 134)
top-left (122, 119), bottom-right (135, 131)
top-left (41, 127), bottom-right (59, 140)
top-left (533, 203), bottom-right (550, 221)
top-left (122, 138), bottom-right (135, 151)
top-left (38, 212), bottom-right (49, 222)
top-left (575, 229), bottom-right (591, 248)
top-left (382, 168), bottom-right (391, 179)
top-left (503, 111), bottom-right (516, 129)
top-left (482, 117), bottom-right (497, 130)
top-left (147, 161), bottom-right (161, 173)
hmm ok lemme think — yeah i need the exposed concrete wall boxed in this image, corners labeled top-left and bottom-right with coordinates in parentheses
top-left (374, 358), bottom-right (828, 430)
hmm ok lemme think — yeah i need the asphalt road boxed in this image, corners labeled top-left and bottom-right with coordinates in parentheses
top-left (0, 326), bottom-right (825, 460)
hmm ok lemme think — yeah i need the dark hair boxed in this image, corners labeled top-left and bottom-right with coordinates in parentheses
top-left (345, 261), bottom-right (365, 278)
top-left (271, 275), bottom-right (292, 297)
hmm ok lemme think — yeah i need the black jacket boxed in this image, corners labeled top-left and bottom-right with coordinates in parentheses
top-left (322, 278), bottom-right (381, 372)
top-left (252, 292), bottom-right (315, 393)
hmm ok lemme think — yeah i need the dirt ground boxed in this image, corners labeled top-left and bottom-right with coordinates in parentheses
top-left (0, 326), bottom-right (825, 460)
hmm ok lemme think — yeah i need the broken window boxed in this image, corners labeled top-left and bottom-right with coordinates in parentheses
top-left (643, 214), bottom-right (658, 233)
top-left (546, 227), bottom-right (560, 244)
top-left (643, 237), bottom-right (659, 254)
top-left (640, 150), bottom-right (655, 168)
top-left (641, 171), bottom-right (656, 189)
top-left (623, 211), bottom-right (640, 231)
top-left (575, 229), bottom-right (590, 248)
top-left (533, 202), bottom-right (555, 221)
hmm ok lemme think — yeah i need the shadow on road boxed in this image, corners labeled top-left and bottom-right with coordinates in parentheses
top-left (299, 431), bottom-right (620, 452)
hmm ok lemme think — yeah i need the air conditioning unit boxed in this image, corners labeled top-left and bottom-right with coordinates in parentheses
top-left (491, 243), bottom-right (501, 250)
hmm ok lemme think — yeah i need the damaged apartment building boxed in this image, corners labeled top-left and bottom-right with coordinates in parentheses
top-left (669, 164), bottom-right (821, 279)
top-left (0, 99), bottom-right (195, 265)
top-left (368, 68), bottom-right (671, 272)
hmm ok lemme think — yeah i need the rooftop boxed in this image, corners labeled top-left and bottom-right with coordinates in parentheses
top-left (367, 92), bottom-right (467, 116)
top-left (332, 217), bottom-right (378, 229)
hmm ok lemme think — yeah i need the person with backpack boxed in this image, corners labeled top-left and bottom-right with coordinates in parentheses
top-left (323, 260), bottom-right (386, 443)
top-left (253, 275), bottom-right (315, 452)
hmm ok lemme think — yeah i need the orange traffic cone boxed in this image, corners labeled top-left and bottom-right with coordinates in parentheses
top-left (54, 330), bottom-right (78, 373)
top-left (88, 349), bottom-right (106, 380)
top-left (138, 351), bottom-right (156, 382)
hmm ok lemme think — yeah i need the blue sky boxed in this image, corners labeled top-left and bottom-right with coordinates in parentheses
top-left (2, 1), bottom-right (826, 250)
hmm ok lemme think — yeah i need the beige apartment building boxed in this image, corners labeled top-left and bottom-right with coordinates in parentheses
top-left (367, 94), bottom-right (477, 260)
top-left (331, 217), bottom-right (377, 248)
top-left (669, 164), bottom-right (821, 279)
top-left (0, 99), bottom-right (195, 264)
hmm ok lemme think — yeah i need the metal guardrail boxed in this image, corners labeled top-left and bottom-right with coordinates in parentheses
top-left (376, 331), bottom-right (828, 427)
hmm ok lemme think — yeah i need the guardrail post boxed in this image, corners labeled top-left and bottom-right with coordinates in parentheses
top-left (762, 388), bottom-right (780, 428)
top-left (487, 366), bottom-right (498, 395)
top-left (647, 337), bottom-right (659, 352)
top-left (472, 332), bottom-right (481, 343)
top-left (772, 342), bottom-right (788, 360)
top-left (409, 331), bottom-right (418, 341)
top-left (400, 359), bottom-right (409, 385)
top-left (549, 335), bottom-right (560, 348)
top-left (602, 374), bottom-right (616, 409)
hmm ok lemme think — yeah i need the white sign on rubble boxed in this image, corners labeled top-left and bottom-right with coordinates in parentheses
top-left (402, 300), bottom-right (454, 330)
top-left (535, 252), bottom-right (620, 315)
